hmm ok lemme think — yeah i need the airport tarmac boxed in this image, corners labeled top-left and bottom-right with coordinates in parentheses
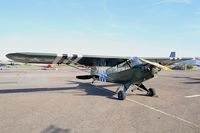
top-left (0, 67), bottom-right (200, 133)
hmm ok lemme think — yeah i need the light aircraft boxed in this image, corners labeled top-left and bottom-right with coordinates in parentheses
top-left (0, 60), bottom-right (16, 69)
top-left (6, 52), bottom-right (192, 100)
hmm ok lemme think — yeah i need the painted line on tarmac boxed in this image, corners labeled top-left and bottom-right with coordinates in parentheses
top-left (93, 84), bottom-right (199, 128)
top-left (126, 98), bottom-right (200, 128)
top-left (185, 95), bottom-right (200, 98)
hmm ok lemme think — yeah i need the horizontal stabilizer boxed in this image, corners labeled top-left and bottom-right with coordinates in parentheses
top-left (76, 75), bottom-right (99, 80)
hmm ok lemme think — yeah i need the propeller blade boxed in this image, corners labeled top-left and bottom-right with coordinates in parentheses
top-left (140, 58), bottom-right (172, 72)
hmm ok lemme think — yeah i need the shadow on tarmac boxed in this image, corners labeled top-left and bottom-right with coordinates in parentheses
top-left (41, 125), bottom-right (71, 133)
top-left (0, 81), bottom-right (117, 99)
top-left (173, 76), bottom-right (200, 84)
top-left (182, 81), bottom-right (200, 84)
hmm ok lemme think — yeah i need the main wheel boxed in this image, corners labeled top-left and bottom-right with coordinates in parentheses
top-left (118, 90), bottom-right (126, 100)
top-left (147, 88), bottom-right (156, 97)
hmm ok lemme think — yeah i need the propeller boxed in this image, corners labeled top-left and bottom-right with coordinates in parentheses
top-left (140, 58), bottom-right (172, 72)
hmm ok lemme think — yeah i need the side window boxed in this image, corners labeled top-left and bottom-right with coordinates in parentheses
top-left (107, 66), bottom-right (118, 74)
top-left (107, 60), bottom-right (133, 74)
top-left (117, 62), bottom-right (130, 71)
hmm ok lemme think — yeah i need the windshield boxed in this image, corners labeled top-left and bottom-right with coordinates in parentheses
top-left (127, 57), bottom-right (143, 67)
top-left (107, 57), bottom-right (143, 74)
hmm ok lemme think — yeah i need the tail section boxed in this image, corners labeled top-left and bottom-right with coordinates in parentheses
top-left (76, 66), bottom-right (107, 82)
top-left (90, 66), bottom-right (107, 82)
top-left (169, 52), bottom-right (176, 59)
top-left (76, 67), bottom-right (99, 80)
top-left (90, 66), bottom-right (97, 75)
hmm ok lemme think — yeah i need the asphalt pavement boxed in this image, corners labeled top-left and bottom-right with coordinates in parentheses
top-left (0, 67), bottom-right (199, 133)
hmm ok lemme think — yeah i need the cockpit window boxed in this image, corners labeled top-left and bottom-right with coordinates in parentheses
top-left (106, 57), bottom-right (143, 74)
top-left (127, 57), bottom-right (143, 67)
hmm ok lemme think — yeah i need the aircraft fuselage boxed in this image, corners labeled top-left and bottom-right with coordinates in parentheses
top-left (105, 65), bottom-right (157, 84)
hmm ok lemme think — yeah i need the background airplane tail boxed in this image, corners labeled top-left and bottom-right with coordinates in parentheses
top-left (169, 52), bottom-right (176, 59)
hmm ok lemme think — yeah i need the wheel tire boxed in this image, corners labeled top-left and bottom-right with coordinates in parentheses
top-left (147, 88), bottom-right (156, 97)
top-left (118, 90), bottom-right (126, 100)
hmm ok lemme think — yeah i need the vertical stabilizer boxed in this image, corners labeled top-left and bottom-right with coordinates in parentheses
top-left (90, 66), bottom-right (97, 75)
top-left (169, 52), bottom-right (176, 59)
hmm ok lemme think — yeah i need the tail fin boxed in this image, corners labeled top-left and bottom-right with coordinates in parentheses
top-left (169, 52), bottom-right (176, 59)
top-left (90, 66), bottom-right (97, 75)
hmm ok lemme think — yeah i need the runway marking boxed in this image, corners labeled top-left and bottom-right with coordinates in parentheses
top-left (185, 95), bottom-right (200, 98)
top-left (93, 84), bottom-right (200, 128)
top-left (126, 98), bottom-right (200, 128)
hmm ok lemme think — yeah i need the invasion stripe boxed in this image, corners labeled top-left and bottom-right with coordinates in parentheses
top-left (72, 57), bottom-right (82, 64)
top-left (52, 56), bottom-right (62, 64)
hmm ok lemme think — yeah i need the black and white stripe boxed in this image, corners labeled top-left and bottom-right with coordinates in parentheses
top-left (53, 54), bottom-right (82, 65)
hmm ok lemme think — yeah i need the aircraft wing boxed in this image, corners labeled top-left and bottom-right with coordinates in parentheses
top-left (6, 52), bottom-right (193, 66)
top-left (6, 52), bottom-right (129, 66)
top-left (142, 57), bottom-right (193, 65)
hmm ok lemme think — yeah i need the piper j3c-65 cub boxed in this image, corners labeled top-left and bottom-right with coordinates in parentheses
top-left (76, 57), bottom-right (172, 100)
top-left (6, 52), bottom-right (191, 100)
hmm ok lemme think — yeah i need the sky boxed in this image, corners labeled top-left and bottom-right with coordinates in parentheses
top-left (0, 0), bottom-right (200, 60)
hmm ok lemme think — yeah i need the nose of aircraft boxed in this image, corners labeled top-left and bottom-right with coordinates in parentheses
top-left (151, 67), bottom-right (159, 76)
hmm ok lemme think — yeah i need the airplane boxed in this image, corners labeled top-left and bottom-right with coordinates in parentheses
top-left (0, 60), bottom-right (16, 70)
top-left (76, 57), bottom-right (173, 100)
top-left (6, 52), bottom-right (192, 66)
top-left (6, 52), bottom-right (192, 100)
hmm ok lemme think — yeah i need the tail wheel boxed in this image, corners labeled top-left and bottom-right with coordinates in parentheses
top-left (147, 88), bottom-right (156, 97)
top-left (118, 90), bottom-right (126, 100)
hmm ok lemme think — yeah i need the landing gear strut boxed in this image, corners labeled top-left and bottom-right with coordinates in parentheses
top-left (136, 84), bottom-right (156, 97)
top-left (117, 83), bottom-right (156, 100)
